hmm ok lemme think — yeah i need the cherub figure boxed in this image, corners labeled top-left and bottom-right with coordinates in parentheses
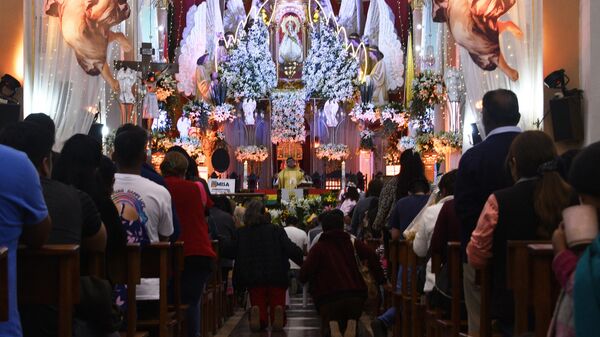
top-left (45, 0), bottom-right (133, 91)
top-left (433, 0), bottom-right (523, 81)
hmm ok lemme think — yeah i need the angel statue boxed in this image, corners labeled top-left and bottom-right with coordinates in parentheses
top-left (323, 100), bottom-right (339, 128)
top-left (433, 0), bottom-right (523, 81)
top-left (45, 0), bottom-right (132, 92)
top-left (278, 16), bottom-right (303, 65)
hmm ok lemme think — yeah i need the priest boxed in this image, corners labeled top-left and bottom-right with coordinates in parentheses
top-left (275, 157), bottom-right (305, 190)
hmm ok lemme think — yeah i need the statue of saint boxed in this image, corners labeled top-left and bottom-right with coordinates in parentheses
top-left (367, 46), bottom-right (387, 105)
top-left (195, 53), bottom-right (211, 102)
top-left (278, 16), bottom-right (303, 65)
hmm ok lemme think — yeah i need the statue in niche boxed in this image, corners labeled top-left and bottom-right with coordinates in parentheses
top-left (278, 16), bottom-right (303, 64)
top-left (323, 100), bottom-right (339, 128)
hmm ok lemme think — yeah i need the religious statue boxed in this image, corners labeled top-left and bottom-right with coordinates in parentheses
top-left (177, 116), bottom-right (191, 138)
top-left (323, 100), bottom-right (339, 127)
top-left (242, 98), bottom-right (257, 125)
top-left (195, 53), bottom-right (212, 102)
top-left (275, 157), bottom-right (305, 189)
top-left (367, 46), bottom-right (387, 105)
top-left (45, 0), bottom-right (132, 92)
top-left (142, 72), bottom-right (159, 132)
top-left (278, 16), bottom-right (303, 65)
top-left (116, 67), bottom-right (137, 125)
top-left (433, 0), bottom-right (522, 81)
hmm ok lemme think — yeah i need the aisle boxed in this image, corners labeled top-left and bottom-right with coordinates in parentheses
top-left (221, 294), bottom-right (321, 337)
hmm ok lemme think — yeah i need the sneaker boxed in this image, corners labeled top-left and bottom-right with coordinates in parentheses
top-left (329, 321), bottom-right (343, 337)
top-left (272, 305), bottom-right (285, 331)
top-left (370, 318), bottom-right (387, 337)
top-left (344, 320), bottom-right (357, 337)
top-left (249, 305), bottom-right (261, 332)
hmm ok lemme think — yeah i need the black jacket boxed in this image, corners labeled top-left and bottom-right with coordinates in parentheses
top-left (223, 222), bottom-right (304, 289)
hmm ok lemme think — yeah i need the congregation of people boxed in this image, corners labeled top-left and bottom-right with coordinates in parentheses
top-left (1, 87), bottom-right (600, 337)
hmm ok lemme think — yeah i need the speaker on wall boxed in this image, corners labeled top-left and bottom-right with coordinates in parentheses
top-left (549, 95), bottom-right (583, 142)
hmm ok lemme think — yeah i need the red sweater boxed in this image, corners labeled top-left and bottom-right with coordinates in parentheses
top-left (164, 177), bottom-right (215, 258)
top-left (299, 229), bottom-right (386, 306)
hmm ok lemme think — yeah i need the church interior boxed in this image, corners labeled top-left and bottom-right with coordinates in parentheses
top-left (1, 0), bottom-right (600, 336)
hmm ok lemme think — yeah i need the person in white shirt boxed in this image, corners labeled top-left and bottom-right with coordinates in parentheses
top-left (112, 124), bottom-right (174, 299)
top-left (284, 216), bottom-right (308, 295)
top-left (412, 170), bottom-right (457, 293)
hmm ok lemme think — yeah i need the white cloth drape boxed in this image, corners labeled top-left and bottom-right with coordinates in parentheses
top-left (24, 0), bottom-right (107, 150)
top-left (461, 0), bottom-right (543, 151)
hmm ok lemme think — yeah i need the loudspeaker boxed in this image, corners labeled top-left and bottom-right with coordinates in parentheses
top-left (550, 95), bottom-right (583, 142)
top-left (88, 123), bottom-right (103, 144)
top-left (0, 104), bottom-right (20, 131)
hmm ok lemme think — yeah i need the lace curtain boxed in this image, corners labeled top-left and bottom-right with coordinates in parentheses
top-left (23, 0), bottom-right (117, 150)
top-left (461, 0), bottom-right (543, 150)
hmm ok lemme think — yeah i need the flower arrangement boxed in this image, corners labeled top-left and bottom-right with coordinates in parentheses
top-left (432, 131), bottom-right (462, 156)
top-left (349, 102), bottom-right (377, 123)
top-left (398, 136), bottom-right (416, 152)
top-left (359, 129), bottom-right (376, 152)
top-left (219, 19), bottom-right (277, 99)
top-left (409, 71), bottom-right (446, 132)
top-left (156, 73), bottom-right (178, 102)
top-left (270, 90), bottom-right (307, 144)
top-left (415, 132), bottom-right (435, 154)
top-left (235, 145), bottom-right (269, 162)
top-left (211, 103), bottom-right (236, 123)
top-left (302, 18), bottom-right (359, 101)
top-left (270, 195), bottom-right (328, 226)
top-left (384, 151), bottom-right (401, 165)
top-left (182, 100), bottom-right (212, 129)
top-left (315, 143), bottom-right (349, 161)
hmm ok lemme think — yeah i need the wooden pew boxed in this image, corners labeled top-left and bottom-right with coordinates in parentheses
top-left (0, 247), bottom-right (7, 322)
top-left (527, 244), bottom-right (559, 337)
top-left (408, 244), bottom-right (425, 337)
top-left (86, 245), bottom-right (147, 337)
top-left (138, 242), bottom-right (176, 337)
top-left (386, 240), bottom-right (399, 312)
top-left (170, 241), bottom-right (185, 337)
top-left (477, 265), bottom-right (492, 337)
top-left (435, 242), bottom-right (462, 337)
top-left (427, 252), bottom-right (443, 337)
top-left (397, 240), bottom-right (410, 337)
top-left (17, 244), bottom-right (80, 337)
top-left (506, 241), bottom-right (549, 335)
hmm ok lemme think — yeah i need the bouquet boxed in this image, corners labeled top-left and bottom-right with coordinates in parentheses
top-left (183, 100), bottom-right (212, 129)
top-left (315, 143), bottom-right (349, 161)
top-left (409, 71), bottom-right (446, 132)
top-left (235, 145), bottom-right (269, 162)
top-left (211, 103), bottom-right (236, 123)
top-left (349, 103), bottom-right (377, 123)
top-left (359, 129), bottom-right (376, 152)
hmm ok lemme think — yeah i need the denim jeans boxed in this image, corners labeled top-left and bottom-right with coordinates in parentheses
top-left (378, 266), bottom-right (411, 327)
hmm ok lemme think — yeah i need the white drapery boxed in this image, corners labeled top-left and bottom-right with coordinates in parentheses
top-left (23, 0), bottom-right (117, 150)
top-left (461, 0), bottom-right (543, 150)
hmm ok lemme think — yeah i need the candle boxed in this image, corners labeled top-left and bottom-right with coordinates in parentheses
top-left (341, 160), bottom-right (346, 192)
top-left (243, 161), bottom-right (248, 190)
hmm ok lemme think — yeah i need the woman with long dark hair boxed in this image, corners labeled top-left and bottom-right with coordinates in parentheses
top-left (467, 131), bottom-right (573, 336)
top-left (53, 134), bottom-right (126, 259)
top-left (371, 150), bottom-right (426, 236)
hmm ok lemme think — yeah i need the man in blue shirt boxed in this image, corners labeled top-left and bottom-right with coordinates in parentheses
top-left (0, 144), bottom-right (52, 336)
top-left (389, 179), bottom-right (431, 241)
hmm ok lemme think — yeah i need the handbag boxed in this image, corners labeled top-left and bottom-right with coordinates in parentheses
top-left (351, 238), bottom-right (379, 302)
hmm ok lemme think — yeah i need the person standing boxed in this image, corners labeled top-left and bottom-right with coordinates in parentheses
top-left (284, 216), bottom-right (308, 295)
top-left (455, 89), bottom-right (521, 335)
top-left (275, 157), bottom-right (305, 190)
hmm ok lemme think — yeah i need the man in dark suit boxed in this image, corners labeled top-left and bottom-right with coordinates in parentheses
top-left (454, 89), bottom-right (521, 335)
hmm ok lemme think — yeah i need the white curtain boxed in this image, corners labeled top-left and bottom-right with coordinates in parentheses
top-left (461, 0), bottom-right (543, 151)
top-left (23, 0), bottom-right (112, 150)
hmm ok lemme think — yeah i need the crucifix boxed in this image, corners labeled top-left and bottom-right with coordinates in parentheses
top-left (114, 42), bottom-right (179, 127)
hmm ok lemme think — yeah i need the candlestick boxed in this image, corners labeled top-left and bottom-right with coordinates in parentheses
top-left (243, 161), bottom-right (248, 190)
top-left (341, 160), bottom-right (346, 192)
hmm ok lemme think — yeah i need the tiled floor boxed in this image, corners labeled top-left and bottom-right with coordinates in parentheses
top-left (224, 295), bottom-right (322, 337)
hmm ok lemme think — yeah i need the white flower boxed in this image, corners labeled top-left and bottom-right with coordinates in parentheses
top-left (315, 143), bottom-right (349, 161)
top-left (271, 90), bottom-right (307, 144)
top-left (211, 103), bottom-right (236, 123)
top-left (398, 136), bottom-right (416, 152)
top-left (235, 145), bottom-right (269, 162)
top-left (349, 103), bottom-right (377, 123)
top-left (360, 129), bottom-right (375, 139)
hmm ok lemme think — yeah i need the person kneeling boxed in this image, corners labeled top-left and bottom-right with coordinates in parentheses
top-left (300, 210), bottom-right (386, 337)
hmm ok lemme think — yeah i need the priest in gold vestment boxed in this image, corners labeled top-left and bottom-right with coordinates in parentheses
top-left (275, 157), bottom-right (305, 189)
